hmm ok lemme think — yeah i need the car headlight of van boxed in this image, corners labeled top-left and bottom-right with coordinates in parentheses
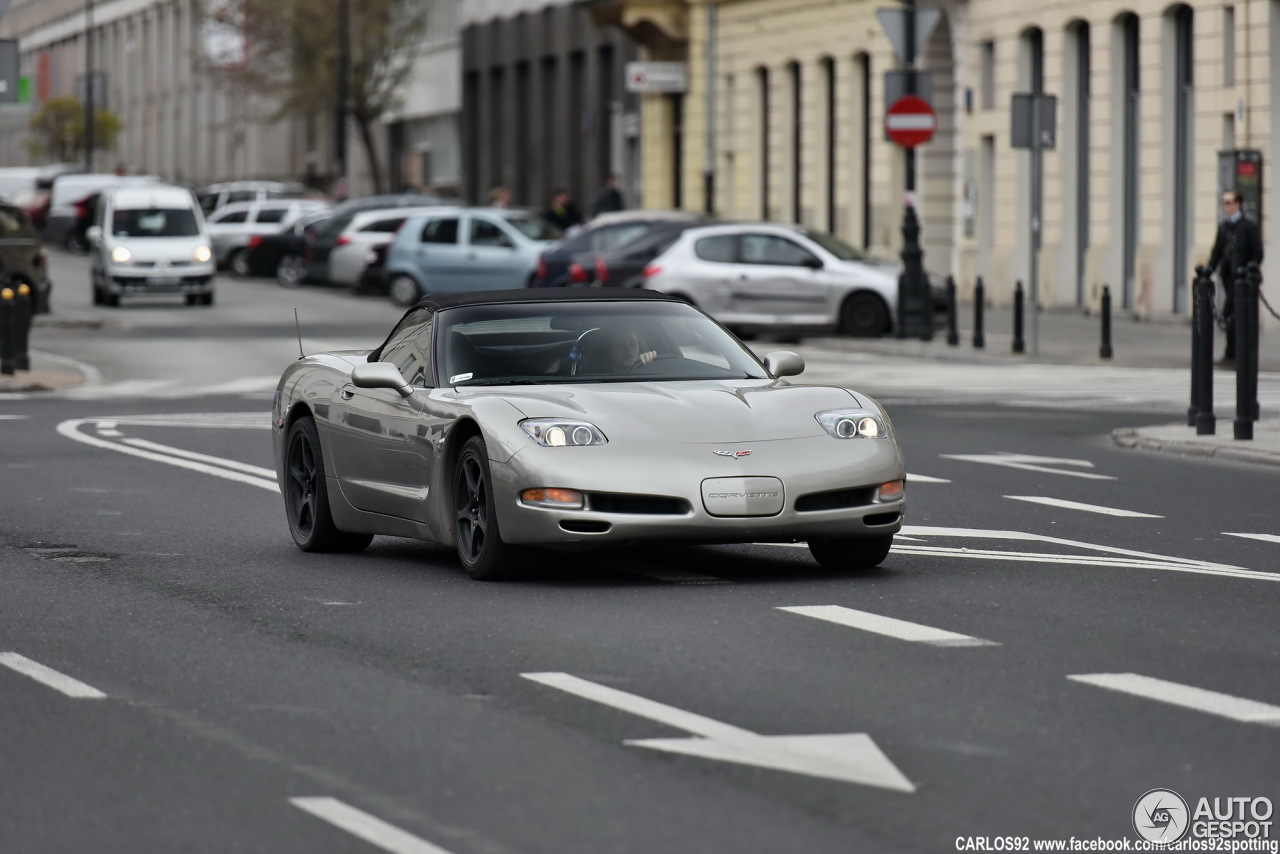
top-left (193, 245), bottom-right (212, 263)
top-left (815, 409), bottom-right (889, 439)
top-left (520, 419), bottom-right (608, 447)
top-left (110, 246), bottom-right (132, 264)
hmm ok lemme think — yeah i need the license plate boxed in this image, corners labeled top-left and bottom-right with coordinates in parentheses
top-left (147, 276), bottom-right (179, 285)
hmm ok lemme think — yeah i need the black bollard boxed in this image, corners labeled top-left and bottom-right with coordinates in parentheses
top-left (1099, 284), bottom-right (1114, 360)
top-left (1193, 273), bottom-right (1216, 435)
top-left (13, 283), bottom-right (31, 372)
top-left (1012, 280), bottom-right (1025, 354)
top-left (945, 275), bottom-right (959, 346)
top-left (1248, 262), bottom-right (1262, 422)
top-left (0, 286), bottom-right (14, 376)
top-left (1189, 266), bottom-right (1207, 426)
top-left (973, 276), bottom-right (985, 349)
top-left (1233, 265), bottom-right (1253, 440)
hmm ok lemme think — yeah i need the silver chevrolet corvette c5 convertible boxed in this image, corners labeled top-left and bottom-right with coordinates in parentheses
top-left (271, 288), bottom-right (906, 580)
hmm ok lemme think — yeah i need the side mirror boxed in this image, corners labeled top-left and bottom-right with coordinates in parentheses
top-left (802, 256), bottom-right (824, 270)
top-left (764, 350), bottom-right (805, 377)
top-left (351, 362), bottom-right (413, 397)
top-left (86, 226), bottom-right (102, 243)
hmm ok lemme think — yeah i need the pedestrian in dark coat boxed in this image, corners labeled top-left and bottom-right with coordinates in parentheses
top-left (590, 173), bottom-right (626, 218)
top-left (543, 188), bottom-right (583, 232)
top-left (1205, 190), bottom-right (1265, 367)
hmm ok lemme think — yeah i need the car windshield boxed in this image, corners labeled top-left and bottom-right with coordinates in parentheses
top-left (502, 214), bottom-right (563, 242)
top-left (801, 229), bottom-right (869, 262)
top-left (112, 208), bottom-right (201, 238)
top-left (437, 301), bottom-right (770, 386)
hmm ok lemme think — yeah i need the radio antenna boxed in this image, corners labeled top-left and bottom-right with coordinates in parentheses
top-left (294, 308), bottom-right (305, 360)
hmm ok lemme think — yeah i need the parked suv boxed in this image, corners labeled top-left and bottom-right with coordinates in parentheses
top-left (207, 199), bottom-right (329, 275)
top-left (88, 185), bottom-right (215, 307)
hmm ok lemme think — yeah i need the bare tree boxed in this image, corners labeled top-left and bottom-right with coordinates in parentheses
top-left (211, 0), bottom-right (429, 193)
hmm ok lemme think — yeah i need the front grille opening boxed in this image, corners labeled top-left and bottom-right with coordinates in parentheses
top-left (864, 512), bottom-right (900, 526)
top-left (794, 486), bottom-right (878, 513)
top-left (560, 520), bottom-right (611, 534)
top-left (587, 493), bottom-right (690, 515)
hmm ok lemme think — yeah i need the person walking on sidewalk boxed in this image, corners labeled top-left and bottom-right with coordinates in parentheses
top-left (1205, 190), bottom-right (1265, 369)
top-left (543, 188), bottom-right (583, 233)
top-left (590, 173), bottom-right (626, 218)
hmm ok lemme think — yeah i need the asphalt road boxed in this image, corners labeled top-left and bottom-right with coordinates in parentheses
top-left (2, 253), bottom-right (1277, 853)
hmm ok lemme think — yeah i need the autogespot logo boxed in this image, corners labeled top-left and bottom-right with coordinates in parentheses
top-left (1134, 788), bottom-right (1191, 844)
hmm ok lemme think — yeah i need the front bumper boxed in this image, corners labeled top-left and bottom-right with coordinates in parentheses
top-left (489, 434), bottom-right (905, 546)
top-left (105, 270), bottom-right (214, 295)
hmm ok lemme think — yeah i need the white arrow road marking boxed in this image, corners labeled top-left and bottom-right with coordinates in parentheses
top-left (123, 438), bottom-right (276, 479)
top-left (1069, 674), bottom-right (1280, 725)
top-left (0, 653), bottom-right (107, 699)
top-left (778, 606), bottom-right (998, 647)
top-left (939, 453), bottom-right (1116, 480)
top-left (290, 798), bottom-right (458, 854)
top-left (906, 473), bottom-right (951, 483)
top-left (1225, 533), bottom-right (1280, 545)
top-left (522, 672), bottom-right (914, 791)
top-left (1003, 496), bottom-right (1163, 518)
top-left (57, 419), bottom-right (279, 493)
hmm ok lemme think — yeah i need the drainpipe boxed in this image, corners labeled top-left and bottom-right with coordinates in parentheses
top-left (703, 2), bottom-right (716, 214)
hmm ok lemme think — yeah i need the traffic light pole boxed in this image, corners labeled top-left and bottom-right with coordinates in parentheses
top-left (897, 0), bottom-right (930, 340)
top-left (84, 0), bottom-right (94, 171)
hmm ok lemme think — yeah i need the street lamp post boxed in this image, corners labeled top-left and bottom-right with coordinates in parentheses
top-left (84, 0), bottom-right (94, 171)
top-left (896, 0), bottom-right (930, 340)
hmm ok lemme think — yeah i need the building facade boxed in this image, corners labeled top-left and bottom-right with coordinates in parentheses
top-left (596, 0), bottom-right (1280, 320)
top-left (461, 0), bottom-right (642, 211)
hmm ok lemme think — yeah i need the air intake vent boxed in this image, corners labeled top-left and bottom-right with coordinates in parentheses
top-left (587, 494), bottom-right (689, 515)
top-left (794, 486), bottom-right (878, 512)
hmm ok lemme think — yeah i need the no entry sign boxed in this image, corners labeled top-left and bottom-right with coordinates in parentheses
top-left (885, 95), bottom-right (937, 148)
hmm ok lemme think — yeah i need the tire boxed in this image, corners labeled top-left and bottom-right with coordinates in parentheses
top-left (453, 436), bottom-right (520, 580)
top-left (284, 417), bottom-right (373, 553)
top-left (388, 274), bottom-right (422, 307)
top-left (228, 249), bottom-right (249, 278)
top-left (92, 285), bottom-right (103, 306)
top-left (277, 255), bottom-right (305, 287)
top-left (840, 292), bottom-right (890, 337)
top-left (103, 290), bottom-right (120, 308)
top-left (185, 294), bottom-right (200, 306)
top-left (202, 291), bottom-right (215, 306)
top-left (808, 535), bottom-right (894, 572)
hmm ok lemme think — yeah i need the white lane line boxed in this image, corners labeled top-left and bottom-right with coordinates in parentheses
top-left (290, 798), bottom-right (458, 854)
top-left (0, 414), bottom-right (30, 420)
top-left (123, 438), bottom-right (276, 479)
top-left (0, 652), bottom-right (107, 699)
top-left (1225, 533), bottom-right (1280, 545)
top-left (57, 419), bottom-right (279, 493)
top-left (98, 429), bottom-right (124, 437)
top-left (1069, 673), bottom-right (1280, 725)
top-left (940, 453), bottom-right (1117, 480)
top-left (907, 473), bottom-right (951, 484)
top-left (1004, 496), bottom-right (1162, 518)
top-left (778, 606), bottom-right (998, 647)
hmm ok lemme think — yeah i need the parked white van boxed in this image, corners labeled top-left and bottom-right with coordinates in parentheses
top-left (87, 185), bottom-right (216, 307)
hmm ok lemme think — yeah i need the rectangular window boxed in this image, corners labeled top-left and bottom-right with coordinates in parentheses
top-left (1223, 7), bottom-right (1236, 87)
top-left (980, 41), bottom-right (996, 110)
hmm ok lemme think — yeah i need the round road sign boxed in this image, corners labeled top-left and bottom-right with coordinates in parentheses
top-left (885, 95), bottom-right (937, 148)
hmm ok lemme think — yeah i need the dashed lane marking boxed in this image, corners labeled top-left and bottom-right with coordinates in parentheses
top-left (1069, 673), bottom-right (1280, 725)
top-left (290, 798), bottom-right (459, 854)
top-left (0, 652), bottom-right (107, 699)
top-left (906, 473), bottom-right (951, 483)
top-left (1224, 533), bottom-right (1280, 545)
top-left (1003, 496), bottom-right (1163, 518)
top-left (778, 606), bottom-right (998, 647)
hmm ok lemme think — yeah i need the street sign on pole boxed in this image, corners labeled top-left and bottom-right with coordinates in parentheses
top-left (875, 7), bottom-right (942, 64)
top-left (885, 95), bottom-right (936, 149)
top-left (1010, 92), bottom-right (1058, 356)
top-left (625, 62), bottom-right (689, 94)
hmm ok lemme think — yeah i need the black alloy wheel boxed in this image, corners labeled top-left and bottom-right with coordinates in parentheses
top-left (808, 534), bottom-right (894, 572)
top-left (840, 292), bottom-right (890, 337)
top-left (229, 249), bottom-right (250, 278)
top-left (277, 255), bottom-right (305, 287)
top-left (453, 436), bottom-right (518, 580)
top-left (285, 417), bottom-right (372, 553)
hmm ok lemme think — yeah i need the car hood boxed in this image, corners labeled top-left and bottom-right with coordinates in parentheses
top-left (458, 380), bottom-right (867, 442)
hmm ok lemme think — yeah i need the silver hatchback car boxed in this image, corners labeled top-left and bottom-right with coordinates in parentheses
top-left (639, 223), bottom-right (903, 337)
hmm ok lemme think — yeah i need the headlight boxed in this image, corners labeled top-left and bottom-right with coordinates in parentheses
top-left (520, 419), bottom-right (608, 447)
top-left (815, 409), bottom-right (889, 439)
top-left (110, 246), bottom-right (132, 264)
top-left (193, 245), bottom-right (212, 263)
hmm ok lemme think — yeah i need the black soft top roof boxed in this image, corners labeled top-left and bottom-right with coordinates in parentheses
top-left (410, 286), bottom-right (681, 312)
top-left (368, 288), bottom-right (686, 361)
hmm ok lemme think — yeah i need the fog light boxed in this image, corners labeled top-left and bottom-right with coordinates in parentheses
top-left (520, 487), bottom-right (584, 509)
top-left (877, 480), bottom-right (904, 502)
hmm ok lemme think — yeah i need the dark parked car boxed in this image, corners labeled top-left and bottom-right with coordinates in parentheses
top-left (572, 221), bottom-right (707, 290)
top-left (303, 193), bottom-right (445, 284)
top-left (0, 202), bottom-right (52, 314)
top-left (533, 210), bottom-right (705, 288)
top-left (244, 210), bottom-right (332, 284)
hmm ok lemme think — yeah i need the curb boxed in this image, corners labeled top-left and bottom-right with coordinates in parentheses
top-left (1111, 427), bottom-right (1280, 468)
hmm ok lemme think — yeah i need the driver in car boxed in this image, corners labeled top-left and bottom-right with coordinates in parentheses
top-left (585, 323), bottom-right (658, 373)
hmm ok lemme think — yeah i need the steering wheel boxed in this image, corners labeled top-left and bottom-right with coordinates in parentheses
top-left (627, 353), bottom-right (683, 372)
top-left (568, 327), bottom-right (601, 377)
